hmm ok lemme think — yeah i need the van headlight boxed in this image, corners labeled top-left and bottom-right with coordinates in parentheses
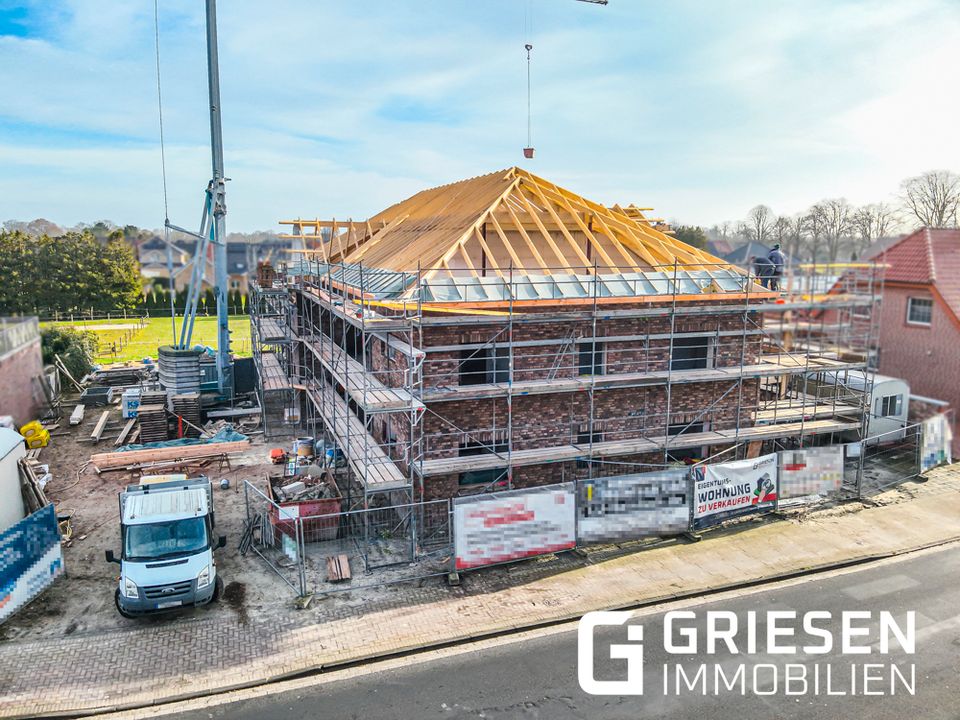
top-left (196, 565), bottom-right (213, 589)
top-left (121, 576), bottom-right (139, 599)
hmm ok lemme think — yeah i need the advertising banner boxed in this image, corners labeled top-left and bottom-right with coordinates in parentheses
top-left (453, 483), bottom-right (576, 570)
top-left (693, 453), bottom-right (778, 530)
top-left (577, 470), bottom-right (689, 543)
top-left (779, 446), bottom-right (844, 500)
top-left (921, 414), bottom-right (953, 473)
top-left (1, 504), bottom-right (64, 624)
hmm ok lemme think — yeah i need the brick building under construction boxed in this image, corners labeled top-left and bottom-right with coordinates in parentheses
top-left (251, 168), bottom-right (882, 509)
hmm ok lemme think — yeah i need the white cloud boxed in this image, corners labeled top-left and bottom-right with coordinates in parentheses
top-left (1, 0), bottom-right (958, 231)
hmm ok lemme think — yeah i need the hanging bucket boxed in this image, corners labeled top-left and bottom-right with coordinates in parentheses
top-left (523, 147), bottom-right (535, 159)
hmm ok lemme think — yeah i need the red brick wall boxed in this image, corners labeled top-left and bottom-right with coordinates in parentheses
top-left (878, 285), bottom-right (960, 450)
top-left (369, 304), bottom-right (767, 499)
top-left (0, 339), bottom-right (43, 425)
top-left (412, 306), bottom-right (763, 389)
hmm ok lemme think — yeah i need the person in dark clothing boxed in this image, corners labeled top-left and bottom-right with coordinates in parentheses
top-left (766, 244), bottom-right (786, 291)
top-left (752, 255), bottom-right (772, 287)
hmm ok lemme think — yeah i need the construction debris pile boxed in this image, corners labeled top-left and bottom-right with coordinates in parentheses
top-left (271, 476), bottom-right (338, 503)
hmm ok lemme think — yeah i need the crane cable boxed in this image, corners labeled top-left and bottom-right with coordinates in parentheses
top-left (525, 43), bottom-right (533, 150)
top-left (524, 0), bottom-right (533, 152)
top-left (153, 0), bottom-right (177, 343)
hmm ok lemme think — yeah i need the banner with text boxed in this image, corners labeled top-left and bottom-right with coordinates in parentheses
top-left (779, 446), bottom-right (844, 500)
top-left (577, 470), bottom-right (690, 543)
top-left (693, 453), bottom-right (778, 530)
top-left (453, 483), bottom-right (576, 570)
top-left (921, 413), bottom-right (953, 473)
top-left (1, 504), bottom-right (63, 624)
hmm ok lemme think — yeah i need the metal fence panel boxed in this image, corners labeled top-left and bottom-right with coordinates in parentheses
top-left (692, 453), bottom-right (778, 530)
top-left (242, 481), bottom-right (304, 594)
top-left (453, 483), bottom-right (576, 571)
top-left (577, 470), bottom-right (689, 543)
top-left (779, 446), bottom-right (844, 503)
top-left (295, 499), bottom-right (451, 592)
top-left (856, 424), bottom-right (921, 495)
top-left (921, 413), bottom-right (953, 472)
top-left (0, 504), bottom-right (63, 624)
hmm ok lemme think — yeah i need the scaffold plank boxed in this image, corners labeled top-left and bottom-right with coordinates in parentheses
top-left (420, 356), bottom-right (866, 403)
top-left (304, 382), bottom-right (408, 491)
top-left (301, 334), bottom-right (423, 413)
top-left (416, 419), bottom-right (860, 476)
top-left (258, 352), bottom-right (291, 392)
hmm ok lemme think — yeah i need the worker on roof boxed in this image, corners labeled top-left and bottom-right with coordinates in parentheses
top-left (766, 244), bottom-right (785, 291)
top-left (752, 255), bottom-right (772, 287)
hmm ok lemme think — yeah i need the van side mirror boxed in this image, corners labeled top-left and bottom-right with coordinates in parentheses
top-left (105, 550), bottom-right (119, 564)
top-left (217, 535), bottom-right (227, 549)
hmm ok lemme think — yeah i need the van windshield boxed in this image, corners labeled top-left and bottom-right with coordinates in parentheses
top-left (124, 517), bottom-right (209, 561)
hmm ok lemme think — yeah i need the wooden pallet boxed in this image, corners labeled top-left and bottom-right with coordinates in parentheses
top-left (170, 393), bottom-right (202, 439)
top-left (137, 404), bottom-right (169, 443)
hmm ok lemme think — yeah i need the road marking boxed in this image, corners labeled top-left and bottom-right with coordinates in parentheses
top-left (95, 539), bottom-right (960, 720)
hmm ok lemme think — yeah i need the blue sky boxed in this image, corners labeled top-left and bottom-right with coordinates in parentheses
top-left (1, 0), bottom-right (958, 231)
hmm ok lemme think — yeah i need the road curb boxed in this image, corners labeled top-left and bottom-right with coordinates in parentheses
top-left (31, 533), bottom-right (960, 720)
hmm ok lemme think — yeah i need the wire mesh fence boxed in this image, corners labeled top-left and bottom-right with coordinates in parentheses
top-left (244, 480), bottom-right (451, 596)
top-left (241, 481), bottom-right (304, 594)
top-left (858, 424), bottom-right (921, 494)
top-left (244, 416), bottom-right (952, 596)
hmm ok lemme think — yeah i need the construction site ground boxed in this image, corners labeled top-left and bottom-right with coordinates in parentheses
top-left (1, 413), bottom-right (958, 718)
top-left (0, 398), bottom-right (452, 642)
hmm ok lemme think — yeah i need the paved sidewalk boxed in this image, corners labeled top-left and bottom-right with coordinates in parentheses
top-left (1, 470), bottom-right (958, 719)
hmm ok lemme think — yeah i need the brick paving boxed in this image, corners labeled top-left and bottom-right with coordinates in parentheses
top-left (1, 469), bottom-right (958, 719)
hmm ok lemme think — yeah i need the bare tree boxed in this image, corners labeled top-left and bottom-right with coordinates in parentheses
top-left (816, 198), bottom-right (854, 263)
top-left (901, 170), bottom-right (960, 228)
top-left (804, 204), bottom-right (827, 263)
top-left (771, 215), bottom-right (792, 258)
top-left (746, 205), bottom-right (774, 245)
top-left (786, 214), bottom-right (808, 263)
top-left (851, 203), bottom-right (896, 256)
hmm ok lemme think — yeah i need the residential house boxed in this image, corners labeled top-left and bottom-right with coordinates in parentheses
top-left (873, 227), bottom-right (960, 448)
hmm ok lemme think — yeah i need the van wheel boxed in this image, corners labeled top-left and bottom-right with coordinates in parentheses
top-left (115, 589), bottom-right (136, 619)
top-left (210, 576), bottom-right (224, 603)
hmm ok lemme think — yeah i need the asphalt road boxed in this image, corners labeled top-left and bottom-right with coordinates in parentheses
top-left (175, 544), bottom-right (960, 720)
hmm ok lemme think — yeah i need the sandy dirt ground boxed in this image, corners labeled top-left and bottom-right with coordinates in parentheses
top-left (2, 398), bottom-right (461, 641)
top-left (0, 400), bottom-right (304, 641)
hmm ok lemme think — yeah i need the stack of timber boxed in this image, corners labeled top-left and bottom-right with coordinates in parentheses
top-left (18, 458), bottom-right (50, 514)
top-left (91, 365), bottom-right (151, 387)
top-left (141, 390), bottom-right (168, 406)
top-left (90, 438), bottom-right (251, 470)
top-left (137, 404), bottom-right (168, 443)
top-left (170, 393), bottom-right (202, 438)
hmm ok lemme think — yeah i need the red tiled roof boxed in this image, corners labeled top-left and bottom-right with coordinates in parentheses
top-left (878, 227), bottom-right (960, 320)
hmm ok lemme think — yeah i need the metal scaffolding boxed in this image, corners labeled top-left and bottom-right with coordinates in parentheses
top-left (250, 258), bottom-right (884, 506)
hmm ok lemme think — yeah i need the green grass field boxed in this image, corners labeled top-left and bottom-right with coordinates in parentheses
top-left (41, 316), bottom-right (252, 363)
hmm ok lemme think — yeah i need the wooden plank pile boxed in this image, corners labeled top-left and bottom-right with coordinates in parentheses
top-left (90, 365), bottom-right (151, 387)
top-left (141, 390), bottom-right (168, 406)
top-left (170, 393), bottom-right (202, 439)
top-left (326, 554), bottom-right (351, 583)
top-left (18, 458), bottom-right (50, 514)
top-left (137, 405), bottom-right (168, 443)
top-left (90, 438), bottom-right (251, 470)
